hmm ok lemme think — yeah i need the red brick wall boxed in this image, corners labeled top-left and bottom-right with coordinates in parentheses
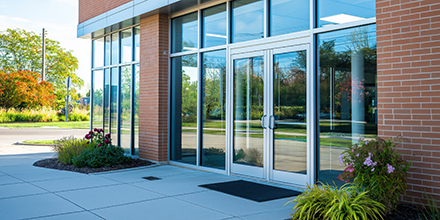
top-left (78, 0), bottom-right (132, 24)
top-left (138, 14), bottom-right (169, 162)
top-left (376, 0), bottom-right (440, 204)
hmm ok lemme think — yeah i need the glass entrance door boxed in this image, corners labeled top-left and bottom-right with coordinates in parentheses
top-left (230, 45), bottom-right (310, 185)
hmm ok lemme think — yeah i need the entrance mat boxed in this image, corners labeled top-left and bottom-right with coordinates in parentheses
top-left (199, 180), bottom-right (301, 202)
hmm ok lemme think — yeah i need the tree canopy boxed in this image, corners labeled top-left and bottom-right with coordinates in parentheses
top-left (0, 28), bottom-right (84, 107)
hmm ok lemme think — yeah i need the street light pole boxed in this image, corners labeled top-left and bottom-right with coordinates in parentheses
top-left (41, 28), bottom-right (46, 81)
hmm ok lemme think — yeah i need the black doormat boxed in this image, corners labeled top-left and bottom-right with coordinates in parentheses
top-left (199, 180), bottom-right (301, 202)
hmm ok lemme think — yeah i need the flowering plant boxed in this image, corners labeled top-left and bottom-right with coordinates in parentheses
top-left (84, 128), bottom-right (112, 147)
top-left (338, 138), bottom-right (411, 211)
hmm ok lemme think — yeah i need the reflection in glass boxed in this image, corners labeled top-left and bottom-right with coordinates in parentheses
top-left (202, 50), bottom-right (226, 169)
top-left (121, 29), bottom-right (132, 63)
top-left (202, 4), bottom-right (227, 48)
top-left (270, 0), bottom-right (309, 36)
top-left (134, 64), bottom-right (140, 155)
top-left (120, 66), bottom-right (131, 154)
top-left (273, 51), bottom-right (307, 174)
top-left (318, 0), bottom-right (375, 27)
top-left (92, 70), bottom-right (103, 129)
top-left (93, 38), bottom-right (104, 68)
top-left (233, 56), bottom-right (264, 167)
top-left (171, 54), bottom-right (198, 165)
top-left (172, 13), bottom-right (198, 53)
top-left (103, 69), bottom-right (110, 133)
top-left (232, 0), bottom-right (264, 43)
top-left (110, 67), bottom-right (119, 144)
top-left (318, 24), bottom-right (377, 185)
top-left (104, 36), bottom-right (110, 66)
top-left (111, 33), bottom-right (119, 64)
top-left (134, 26), bottom-right (140, 61)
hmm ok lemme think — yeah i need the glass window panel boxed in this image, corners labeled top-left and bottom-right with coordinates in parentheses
top-left (103, 69), bottom-right (110, 133)
top-left (232, 0), bottom-right (264, 43)
top-left (318, 0), bottom-right (375, 28)
top-left (93, 38), bottom-right (104, 68)
top-left (171, 54), bottom-right (198, 165)
top-left (270, 0), bottom-right (309, 36)
top-left (172, 12), bottom-right (198, 53)
top-left (318, 24), bottom-right (377, 185)
top-left (92, 70), bottom-right (104, 130)
top-left (111, 33), bottom-right (119, 65)
top-left (273, 51), bottom-right (307, 174)
top-left (202, 4), bottom-right (227, 48)
top-left (134, 26), bottom-right (140, 61)
top-left (120, 66), bottom-right (131, 154)
top-left (233, 56), bottom-right (264, 167)
top-left (104, 36), bottom-right (110, 66)
top-left (134, 64), bottom-right (140, 155)
top-left (110, 67), bottom-right (119, 145)
top-left (121, 29), bottom-right (132, 63)
top-left (201, 50), bottom-right (226, 170)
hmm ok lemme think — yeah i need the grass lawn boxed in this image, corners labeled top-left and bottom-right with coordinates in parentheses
top-left (22, 140), bottom-right (56, 144)
top-left (0, 121), bottom-right (89, 129)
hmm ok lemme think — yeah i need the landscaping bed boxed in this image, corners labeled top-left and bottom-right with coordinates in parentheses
top-left (33, 157), bottom-right (154, 174)
top-left (385, 204), bottom-right (426, 220)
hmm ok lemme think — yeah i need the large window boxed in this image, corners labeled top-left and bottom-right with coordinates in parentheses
top-left (91, 25), bottom-right (140, 156)
top-left (172, 12), bottom-right (198, 53)
top-left (202, 4), bottom-right (227, 48)
top-left (317, 0), bottom-right (375, 27)
top-left (232, 0), bottom-right (264, 43)
top-left (171, 54), bottom-right (198, 165)
top-left (270, 0), bottom-right (309, 36)
top-left (317, 24), bottom-right (377, 185)
top-left (202, 50), bottom-right (226, 169)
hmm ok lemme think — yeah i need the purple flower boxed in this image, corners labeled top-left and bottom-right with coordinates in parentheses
top-left (339, 155), bottom-right (344, 166)
top-left (371, 168), bottom-right (375, 172)
top-left (99, 129), bottom-right (104, 133)
top-left (105, 133), bottom-right (110, 139)
top-left (86, 141), bottom-right (89, 144)
top-left (88, 131), bottom-right (94, 135)
top-left (94, 128), bottom-right (98, 132)
top-left (364, 153), bottom-right (373, 166)
top-left (387, 164), bottom-right (395, 173)
top-left (85, 134), bottom-right (91, 140)
top-left (357, 139), bottom-right (360, 144)
top-left (365, 141), bottom-right (369, 145)
top-left (356, 153), bottom-right (359, 157)
top-left (104, 139), bottom-right (110, 144)
top-left (98, 144), bottom-right (101, 147)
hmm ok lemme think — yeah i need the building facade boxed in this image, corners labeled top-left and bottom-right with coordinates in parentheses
top-left (78, 0), bottom-right (440, 203)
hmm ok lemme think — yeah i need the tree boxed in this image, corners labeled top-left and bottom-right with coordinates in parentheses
top-left (0, 70), bottom-right (56, 108)
top-left (0, 28), bottom-right (84, 107)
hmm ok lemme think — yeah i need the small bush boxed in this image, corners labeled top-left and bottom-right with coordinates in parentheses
top-left (338, 138), bottom-right (411, 211)
top-left (0, 107), bottom-right (89, 123)
top-left (52, 136), bottom-right (94, 164)
top-left (287, 182), bottom-right (386, 220)
top-left (72, 145), bottom-right (130, 168)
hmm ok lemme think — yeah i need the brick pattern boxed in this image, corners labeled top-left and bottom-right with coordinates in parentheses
top-left (376, 0), bottom-right (440, 204)
top-left (138, 14), bottom-right (169, 162)
top-left (78, 0), bottom-right (132, 24)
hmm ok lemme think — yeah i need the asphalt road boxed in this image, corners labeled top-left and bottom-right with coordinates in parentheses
top-left (0, 127), bottom-right (89, 155)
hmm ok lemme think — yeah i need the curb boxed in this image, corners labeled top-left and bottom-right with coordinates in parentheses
top-left (14, 142), bottom-right (56, 147)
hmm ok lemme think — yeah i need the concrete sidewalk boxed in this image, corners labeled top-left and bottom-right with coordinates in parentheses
top-left (0, 145), bottom-right (296, 219)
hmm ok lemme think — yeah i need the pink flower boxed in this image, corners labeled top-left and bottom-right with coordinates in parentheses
top-left (85, 134), bottom-right (91, 139)
top-left (387, 164), bottom-right (395, 173)
top-left (88, 131), bottom-right (94, 135)
top-left (104, 139), bottom-right (110, 144)
top-left (98, 144), bottom-right (101, 147)
top-left (105, 133), bottom-right (110, 139)
top-left (94, 128), bottom-right (98, 132)
top-left (365, 141), bottom-right (369, 145)
top-left (339, 155), bottom-right (344, 166)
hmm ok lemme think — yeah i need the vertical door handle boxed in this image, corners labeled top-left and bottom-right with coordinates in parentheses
top-left (261, 115), bottom-right (267, 129)
top-left (269, 115), bottom-right (275, 130)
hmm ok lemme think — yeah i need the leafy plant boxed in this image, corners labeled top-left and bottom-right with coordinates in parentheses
top-left (72, 145), bottom-right (130, 168)
top-left (417, 191), bottom-right (440, 220)
top-left (286, 182), bottom-right (386, 220)
top-left (338, 138), bottom-right (411, 211)
top-left (52, 136), bottom-right (94, 164)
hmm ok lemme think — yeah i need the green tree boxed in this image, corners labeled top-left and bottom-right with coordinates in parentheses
top-left (0, 28), bottom-right (84, 107)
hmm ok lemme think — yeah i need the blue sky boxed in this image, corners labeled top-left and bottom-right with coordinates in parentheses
top-left (0, 0), bottom-right (91, 95)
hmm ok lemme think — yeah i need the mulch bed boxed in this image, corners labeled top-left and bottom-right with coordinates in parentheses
top-left (33, 158), bottom-right (154, 174)
top-left (385, 204), bottom-right (432, 220)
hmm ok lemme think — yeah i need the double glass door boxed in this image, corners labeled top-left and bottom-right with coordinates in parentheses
top-left (230, 44), bottom-right (310, 185)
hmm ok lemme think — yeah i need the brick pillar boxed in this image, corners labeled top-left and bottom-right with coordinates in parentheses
top-left (376, 0), bottom-right (440, 204)
top-left (138, 14), bottom-right (169, 163)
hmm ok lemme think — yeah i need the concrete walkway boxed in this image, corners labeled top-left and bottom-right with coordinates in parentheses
top-left (0, 128), bottom-right (296, 220)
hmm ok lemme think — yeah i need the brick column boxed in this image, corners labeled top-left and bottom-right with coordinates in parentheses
top-left (376, 0), bottom-right (440, 203)
top-left (138, 14), bottom-right (169, 163)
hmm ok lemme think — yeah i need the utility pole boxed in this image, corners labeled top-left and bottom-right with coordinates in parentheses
top-left (41, 28), bottom-right (46, 81)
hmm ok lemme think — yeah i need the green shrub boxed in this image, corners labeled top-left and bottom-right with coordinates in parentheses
top-left (418, 191), bottom-right (440, 220)
top-left (72, 145), bottom-right (130, 168)
top-left (52, 136), bottom-right (94, 164)
top-left (287, 182), bottom-right (386, 220)
top-left (0, 107), bottom-right (89, 123)
top-left (338, 138), bottom-right (411, 211)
